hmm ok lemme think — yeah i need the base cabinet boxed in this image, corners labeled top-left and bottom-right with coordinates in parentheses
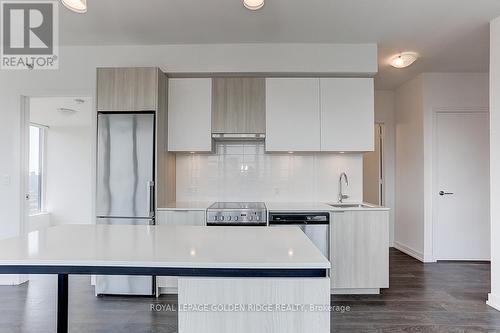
top-left (156, 210), bottom-right (206, 294)
top-left (156, 210), bottom-right (205, 226)
top-left (331, 210), bottom-right (389, 292)
top-left (179, 278), bottom-right (330, 333)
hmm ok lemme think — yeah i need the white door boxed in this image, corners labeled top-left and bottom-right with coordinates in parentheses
top-left (435, 112), bottom-right (490, 260)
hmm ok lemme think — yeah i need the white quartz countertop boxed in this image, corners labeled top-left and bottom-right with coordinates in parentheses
top-left (265, 202), bottom-right (389, 212)
top-left (0, 225), bottom-right (330, 269)
top-left (158, 202), bottom-right (213, 211)
top-left (158, 201), bottom-right (389, 212)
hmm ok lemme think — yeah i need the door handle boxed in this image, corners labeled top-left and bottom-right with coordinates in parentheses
top-left (147, 181), bottom-right (155, 217)
top-left (439, 191), bottom-right (454, 196)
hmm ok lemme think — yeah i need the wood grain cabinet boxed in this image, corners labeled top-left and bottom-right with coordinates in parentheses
top-left (320, 78), bottom-right (374, 152)
top-left (265, 78), bottom-right (321, 152)
top-left (212, 77), bottom-right (266, 134)
top-left (167, 78), bottom-right (213, 152)
top-left (331, 210), bottom-right (389, 292)
top-left (97, 67), bottom-right (158, 111)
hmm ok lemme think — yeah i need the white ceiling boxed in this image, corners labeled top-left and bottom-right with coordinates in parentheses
top-left (30, 97), bottom-right (93, 128)
top-left (59, 0), bottom-right (500, 89)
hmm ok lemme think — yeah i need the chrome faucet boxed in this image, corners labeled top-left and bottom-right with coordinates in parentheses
top-left (338, 172), bottom-right (349, 203)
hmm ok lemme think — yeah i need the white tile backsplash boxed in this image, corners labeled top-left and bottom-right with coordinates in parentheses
top-left (176, 142), bottom-right (363, 202)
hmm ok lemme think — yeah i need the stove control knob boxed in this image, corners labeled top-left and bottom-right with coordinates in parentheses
top-left (220, 216), bottom-right (224, 221)
top-left (227, 216), bottom-right (232, 221)
top-left (234, 216), bottom-right (238, 221)
top-left (255, 215), bottom-right (260, 221)
top-left (249, 216), bottom-right (254, 221)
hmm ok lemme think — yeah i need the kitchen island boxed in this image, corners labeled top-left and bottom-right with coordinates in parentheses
top-left (0, 224), bottom-right (330, 333)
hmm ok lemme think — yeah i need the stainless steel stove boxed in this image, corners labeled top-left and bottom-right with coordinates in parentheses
top-left (206, 202), bottom-right (267, 226)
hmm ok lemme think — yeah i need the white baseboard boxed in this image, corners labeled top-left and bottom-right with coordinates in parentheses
top-left (393, 241), bottom-right (424, 262)
top-left (0, 274), bottom-right (28, 286)
top-left (487, 293), bottom-right (500, 311)
top-left (435, 257), bottom-right (490, 261)
top-left (331, 288), bottom-right (380, 295)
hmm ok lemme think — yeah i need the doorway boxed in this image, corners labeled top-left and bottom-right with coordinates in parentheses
top-left (22, 96), bottom-right (94, 233)
top-left (363, 123), bottom-right (384, 205)
top-left (433, 112), bottom-right (490, 260)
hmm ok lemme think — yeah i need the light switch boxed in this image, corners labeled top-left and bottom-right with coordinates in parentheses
top-left (2, 175), bottom-right (11, 186)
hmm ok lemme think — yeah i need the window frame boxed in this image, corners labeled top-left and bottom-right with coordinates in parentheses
top-left (29, 123), bottom-right (47, 215)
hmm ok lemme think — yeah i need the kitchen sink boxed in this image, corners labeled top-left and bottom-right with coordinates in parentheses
top-left (329, 203), bottom-right (373, 209)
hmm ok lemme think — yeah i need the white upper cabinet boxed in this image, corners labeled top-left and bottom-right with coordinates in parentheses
top-left (320, 78), bottom-right (374, 152)
top-left (168, 78), bottom-right (212, 152)
top-left (265, 78), bottom-right (321, 152)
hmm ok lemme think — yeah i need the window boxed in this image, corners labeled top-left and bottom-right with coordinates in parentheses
top-left (29, 125), bottom-right (46, 215)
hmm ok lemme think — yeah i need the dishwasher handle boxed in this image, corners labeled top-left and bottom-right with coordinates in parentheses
top-left (269, 212), bottom-right (330, 225)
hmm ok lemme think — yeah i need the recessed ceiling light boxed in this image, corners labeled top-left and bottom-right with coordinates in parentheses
top-left (389, 52), bottom-right (419, 69)
top-left (61, 0), bottom-right (87, 13)
top-left (244, 0), bottom-right (264, 11)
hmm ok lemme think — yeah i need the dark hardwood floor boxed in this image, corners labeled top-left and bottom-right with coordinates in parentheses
top-left (0, 248), bottom-right (499, 333)
top-left (331, 249), bottom-right (500, 332)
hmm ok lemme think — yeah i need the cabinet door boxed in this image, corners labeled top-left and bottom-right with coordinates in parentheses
top-left (265, 78), bottom-right (321, 152)
top-left (212, 77), bottom-right (266, 134)
top-left (320, 78), bottom-right (374, 152)
top-left (331, 211), bottom-right (389, 289)
top-left (156, 210), bottom-right (206, 226)
top-left (97, 68), bottom-right (158, 111)
top-left (156, 209), bottom-right (206, 294)
top-left (168, 78), bottom-right (212, 152)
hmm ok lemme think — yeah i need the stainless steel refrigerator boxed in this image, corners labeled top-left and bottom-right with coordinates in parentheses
top-left (95, 112), bottom-right (155, 295)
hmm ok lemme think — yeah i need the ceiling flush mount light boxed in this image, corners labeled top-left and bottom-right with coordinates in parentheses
top-left (389, 52), bottom-right (419, 69)
top-left (57, 108), bottom-right (77, 115)
top-left (244, 0), bottom-right (264, 11)
top-left (61, 0), bottom-right (87, 13)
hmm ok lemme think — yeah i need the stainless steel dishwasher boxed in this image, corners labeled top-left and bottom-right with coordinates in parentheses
top-left (268, 212), bottom-right (330, 259)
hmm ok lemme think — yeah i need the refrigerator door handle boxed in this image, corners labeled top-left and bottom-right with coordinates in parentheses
top-left (147, 181), bottom-right (155, 218)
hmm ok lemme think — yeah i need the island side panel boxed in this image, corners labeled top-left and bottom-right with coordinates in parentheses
top-left (178, 277), bottom-right (330, 333)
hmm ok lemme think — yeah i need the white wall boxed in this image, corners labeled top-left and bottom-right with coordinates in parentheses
top-left (176, 142), bottom-right (363, 203)
top-left (421, 73), bottom-right (489, 261)
top-left (394, 75), bottom-right (425, 260)
top-left (488, 17), bottom-right (500, 311)
top-left (374, 91), bottom-right (396, 246)
top-left (30, 97), bottom-right (93, 226)
top-left (0, 43), bottom-right (377, 246)
top-left (394, 73), bottom-right (489, 262)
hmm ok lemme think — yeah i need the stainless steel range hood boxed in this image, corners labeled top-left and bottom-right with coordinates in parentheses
top-left (212, 133), bottom-right (266, 141)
